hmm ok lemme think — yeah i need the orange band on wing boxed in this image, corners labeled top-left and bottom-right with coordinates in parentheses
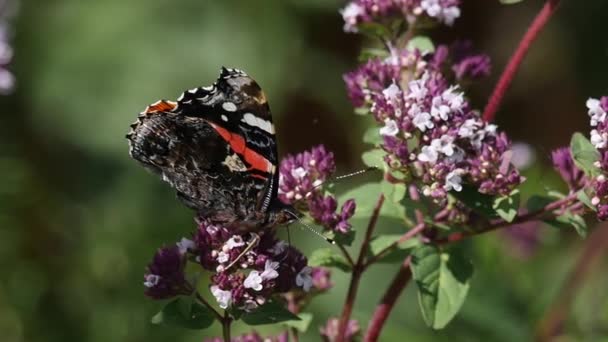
top-left (145, 100), bottom-right (177, 114)
top-left (208, 122), bottom-right (273, 175)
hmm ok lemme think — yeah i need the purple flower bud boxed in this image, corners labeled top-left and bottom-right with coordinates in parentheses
top-left (452, 54), bottom-right (491, 80)
top-left (320, 317), bottom-right (361, 342)
top-left (311, 267), bottom-right (333, 291)
top-left (204, 331), bottom-right (288, 342)
top-left (143, 246), bottom-right (190, 299)
top-left (551, 147), bottom-right (585, 189)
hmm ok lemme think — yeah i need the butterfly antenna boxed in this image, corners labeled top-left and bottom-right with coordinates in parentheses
top-left (314, 166), bottom-right (379, 189)
top-left (286, 210), bottom-right (335, 244)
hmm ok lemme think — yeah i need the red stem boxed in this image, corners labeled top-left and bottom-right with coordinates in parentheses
top-left (337, 194), bottom-right (385, 342)
top-left (364, 257), bottom-right (412, 342)
top-left (482, 0), bottom-right (561, 122)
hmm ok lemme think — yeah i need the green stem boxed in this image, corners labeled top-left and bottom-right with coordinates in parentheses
top-left (222, 311), bottom-right (232, 342)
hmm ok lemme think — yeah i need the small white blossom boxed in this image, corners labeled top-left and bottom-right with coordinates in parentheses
top-left (430, 96), bottom-right (451, 121)
top-left (458, 118), bottom-right (480, 138)
top-left (340, 3), bottom-right (364, 32)
top-left (244, 271), bottom-right (263, 291)
top-left (442, 86), bottom-right (464, 111)
top-left (432, 135), bottom-right (455, 156)
top-left (217, 251), bottom-right (230, 263)
top-left (210, 286), bottom-right (232, 309)
top-left (269, 241), bottom-right (288, 255)
top-left (261, 260), bottom-right (279, 280)
top-left (225, 235), bottom-right (245, 250)
top-left (176, 238), bottom-right (195, 255)
top-left (407, 74), bottom-right (429, 100)
top-left (587, 98), bottom-right (606, 126)
top-left (413, 112), bottom-right (434, 131)
top-left (291, 167), bottom-right (308, 179)
top-left (441, 6), bottom-right (461, 26)
top-left (382, 83), bottom-right (401, 103)
top-left (418, 145), bottom-right (439, 163)
top-left (379, 118), bottom-right (399, 136)
top-left (144, 274), bottom-right (160, 288)
top-left (591, 129), bottom-right (607, 149)
top-left (295, 266), bottom-right (313, 292)
top-left (444, 169), bottom-right (464, 192)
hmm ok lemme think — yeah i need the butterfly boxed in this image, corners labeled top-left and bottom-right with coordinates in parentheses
top-left (126, 67), bottom-right (295, 232)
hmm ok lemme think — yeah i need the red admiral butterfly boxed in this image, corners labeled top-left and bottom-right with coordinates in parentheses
top-left (126, 67), bottom-right (295, 232)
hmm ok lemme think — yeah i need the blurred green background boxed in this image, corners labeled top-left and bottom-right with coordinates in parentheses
top-left (2, 0), bottom-right (608, 341)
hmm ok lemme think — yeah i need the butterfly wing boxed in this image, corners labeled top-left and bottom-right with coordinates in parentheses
top-left (127, 68), bottom-right (280, 229)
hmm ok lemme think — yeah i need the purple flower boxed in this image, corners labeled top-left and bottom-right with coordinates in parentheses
top-left (452, 54), bottom-right (491, 80)
top-left (279, 145), bottom-right (357, 233)
top-left (320, 317), bottom-right (361, 342)
top-left (340, 0), bottom-right (461, 33)
top-left (311, 267), bottom-right (333, 291)
top-left (552, 147), bottom-right (585, 190)
top-left (143, 246), bottom-right (190, 299)
top-left (205, 331), bottom-right (289, 342)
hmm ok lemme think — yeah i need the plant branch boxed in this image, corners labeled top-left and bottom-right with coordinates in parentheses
top-left (482, 0), bottom-right (561, 122)
top-left (363, 222), bottom-right (424, 270)
top-left (222, 310), bottom-right (232, 342)
top-left (338, 244), bottom-right (356, 268)
top-left (364, 256), bottom-right (412, 342)
top-left (535, 222), bottom-right (608, 341)
top-left (195, 292), bottom-right (224, 322)
top-left (337, 194), bottom-right (385, 342)
top-left (439, 191), bottom-right (580, 244)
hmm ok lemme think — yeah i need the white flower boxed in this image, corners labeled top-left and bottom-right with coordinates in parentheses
top-left (432, 135), bottom-right (455, 157)
top-left (144, 274), bottom-right (160, 288)
top-left (176, 238), bottom-right (195, 255)
top-left (417, 144), bottom-right (439, 163)
top-left (591, 129), bottom-right (607, 149)
top-left (430, 96), bottom-right (451, 121)
top-left (261, 260), bottom-right (279, 280)
top-left (217, 251), bottom-right (230, 263)
top-left (446, 147), bottom-right (465, 163)
top-left (413, 112), bottom-right (434, 132)
top-left (587, 98), bottom-right (606, 126)
top-left (291, 167), bottom-right (308, 179)
top-left (441, 6), bottom-right (461, 26)
top-left (269, 241), bottom-right (288, 255)
top-left (421, 0), bottom-right (441, 17)
top-left (407, 75), bottom-right (429, 100)
top-left (444, 169), bottom-right (464, 192)
top-left (244, 271), bottom-right (264, 291)
top-left (226, 235), bottom-right (245, 250)
top-left (382, 83), bottom-right (401, 103)
top-left (340, 3), bottom-right (364, 32)
top-left (210, 286), bottom-right (232, 309)
top-left (379, 118), bottom-right (399, 136)
top-left (442, 86), bottom-right (464, 111)
top-left (295, 266), bottom-right (313, 292)
top-left (458, 118), bottom-right (480, 138)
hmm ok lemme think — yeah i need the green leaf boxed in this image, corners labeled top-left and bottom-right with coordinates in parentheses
top-left (570, 132), bottom-right (601, 177)
top-left (411, 245), bottom-right (473, 329)
top-left (499, 0), bottom-right (524, 4)
top-left (363, 126), bottom-right (382, 146)
top-left (354, 107), bottom-right (370, 116)
top-left (381, 181), bottom-right (407, 203)
top-left (359, 48), bottom-right (389, 62)
top-left (545, 212), bottom-right (588, 238)
top-left (492, 189), bottom-right (520, 222)
top-left (284, 312), bottom-right (313, 332)
top-left (241, 301), bottom-right (300, 326)
top-left (357, 22), bottom-right (392, 39)
top-left (450, 185), bottom-right (497, 218)
top-left (362, 149), bottom-right (385, 169)
top-left (526, 195), bottom-right (553, 212)
top-left (151, 297), bottom-right (215, 330)
top-left (308, 248), bottom-right (352, 272)
top-left (407, 36), bottom-right (435, 53)
top-left (577, 189), bottom-right (596, 211)
top-left (368, 234), bottom-right (420, 263)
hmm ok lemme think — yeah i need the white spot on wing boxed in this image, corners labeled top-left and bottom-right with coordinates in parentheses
top-left (242, 113), bottom-right (274, 134)
top-left (221, 115), bottom-right (228, 122)
top-left (203, 86), bottom-right (214, 91)
top-left (177, 93), bottom-right (185, 101)
top-left (222, 102), bottom-right (238, 112)
top-left (188, 88), bottom-right (197, 94)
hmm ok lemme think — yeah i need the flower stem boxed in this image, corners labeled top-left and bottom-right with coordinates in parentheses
top-left (337, 194), bottom-right (385, 342)
top-left (222, 311), bottom-right (232, 342)
top-left (364, 257), bottom-right (412, 342)
top-left (482, 0), bottom-right (561, 122)
top-left (195, 292), bottom-right (223, 322)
